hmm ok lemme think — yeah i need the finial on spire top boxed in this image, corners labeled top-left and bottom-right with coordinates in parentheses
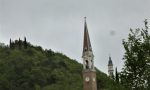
top-left (84, 17), bottom-right (86, 21)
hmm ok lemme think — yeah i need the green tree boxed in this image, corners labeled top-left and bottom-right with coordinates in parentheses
top-left (120, 20), bottom-right (150, 90)
top-left (115, 67), bottom-right (119, 83)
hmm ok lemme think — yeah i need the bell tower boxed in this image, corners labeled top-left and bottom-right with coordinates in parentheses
top-left (108, 56), bottom-right (114, 78)
top-left (82, 17), bottom-right (97, 90)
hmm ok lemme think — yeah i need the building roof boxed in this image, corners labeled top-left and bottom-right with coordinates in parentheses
top-left (82, 17), bottom-right (93, 56)
top-left (108, 56), bottom-right (113, 65)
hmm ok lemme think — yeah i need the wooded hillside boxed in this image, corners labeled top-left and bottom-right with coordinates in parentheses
top-left (0, 40), bottom-right (125, 90)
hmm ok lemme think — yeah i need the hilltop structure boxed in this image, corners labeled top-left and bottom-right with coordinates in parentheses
top-left (82, 17), bottom-right (97, 90)
top-left (10, 37), bottom-right (28, 49)
top-left (108, 56), bottom-right (114, 78)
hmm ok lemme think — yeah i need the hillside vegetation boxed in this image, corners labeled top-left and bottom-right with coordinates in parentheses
top-left (0, 40), bottom-right (125, 90)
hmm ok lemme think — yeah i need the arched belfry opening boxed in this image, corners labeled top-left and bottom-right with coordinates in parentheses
top-left (85, 60), bottom-right (89, 69)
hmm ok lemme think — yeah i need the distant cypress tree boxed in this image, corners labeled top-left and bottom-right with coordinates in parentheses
top-left (18, 38), bottom-right (21, 49)
top-left (10, 38), bottom-right (15, 49)
top-left (115, 67), bottom-right (119, 83)
top-left (12, 42), bottom-right (15, 49)
top-left (10, 38), bottom-right (12, 48)
top-left (24, 37), bottom-right (27, 49)
top-left (14, 40), bottom-right (18, 48)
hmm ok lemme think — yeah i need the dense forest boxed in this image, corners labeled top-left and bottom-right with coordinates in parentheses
top-left (0, 39), bottom-right (125, 90)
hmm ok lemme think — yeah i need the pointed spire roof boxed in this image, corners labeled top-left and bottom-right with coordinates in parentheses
top-left (108, 55), bottom-right (113, 65)
top-left (83, 17), bottom-right (92, 55)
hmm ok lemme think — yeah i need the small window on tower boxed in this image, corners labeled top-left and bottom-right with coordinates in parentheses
top-left (85, 60), bottom-right (89, 69)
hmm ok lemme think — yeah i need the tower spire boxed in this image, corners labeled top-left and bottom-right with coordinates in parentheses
top-left (108, 55), bottom-right (113, 65)
top-left (82, 17), bottom-right (97, 90)
top-left (108, 55), bottom-right (114, 78)
top-left (83, 17), bottom-right (92, 56)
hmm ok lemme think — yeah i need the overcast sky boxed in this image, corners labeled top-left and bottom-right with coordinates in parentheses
top-left (0, 0), bottom-right (150, 74)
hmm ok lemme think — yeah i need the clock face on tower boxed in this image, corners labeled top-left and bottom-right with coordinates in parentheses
top-left (85, 77), bottom-right (90, 82)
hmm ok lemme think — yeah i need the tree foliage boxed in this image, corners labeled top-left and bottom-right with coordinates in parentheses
top-left (120, 20), bottom-right (150, 90)
top-left (0, 40), bottom-right (124, 90)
